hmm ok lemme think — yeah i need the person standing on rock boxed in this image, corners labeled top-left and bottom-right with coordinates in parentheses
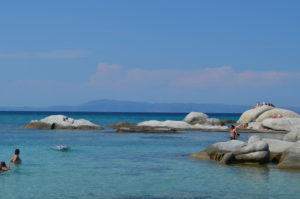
top-left (229, 125), bottom-right (239, 140)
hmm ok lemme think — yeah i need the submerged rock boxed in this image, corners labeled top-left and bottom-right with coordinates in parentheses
top-left (51, 145), bottom-right (70, 151)
top-left (116, 126), bottom-right (178, 133)
top-left (23, 115), bottom-right (103, 130)
top-left (107, 122), bottom-right (136, 129)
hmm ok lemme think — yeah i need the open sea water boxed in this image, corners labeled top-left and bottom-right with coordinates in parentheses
top-left (0, 112), bottom-right (300, 199)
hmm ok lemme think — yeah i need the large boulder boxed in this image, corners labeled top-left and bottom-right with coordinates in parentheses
top-left (183, 112), bottom-right (208, 124)
top-left (233, 140), bottom-right (269, 155)
top-left (23, 115), bottom-right (103, 130)
top-left (237, 105), bottom-right (274, 124)
top-left (190, 140), bottom-right (245, 161)
top-left (235, 151), bottom-right (270, 163)
top-left (212, 140), bottom-right (246, 151)
top-left (277, 142), bottom-right (300, 169)
top-left (262, 117), bottom-right (300, 131)
top-left (283, 130), bottom-right (300, 142)
top-left (191, 136), bottom-right (270, 164)
top-left (256, 108), bottom-right (300, 122)
top-left (263, 138), bottom-right (295, 153)
top-left (205, 118), bottom-right (221, 126)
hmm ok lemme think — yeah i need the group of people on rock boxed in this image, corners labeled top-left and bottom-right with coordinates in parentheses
top-left (253, 102), bottom-right (275, 108)
top-left (0, 149), bottom-right (21, 173)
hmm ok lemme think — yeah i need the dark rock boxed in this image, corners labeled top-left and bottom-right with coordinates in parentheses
top-left (116, 126), bottom-right (178, 133)
top-left (107, 122), bottom-right (136, 128)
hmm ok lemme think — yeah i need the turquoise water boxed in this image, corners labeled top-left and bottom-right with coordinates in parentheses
top-left (0, 112), bottom-right (300, 199)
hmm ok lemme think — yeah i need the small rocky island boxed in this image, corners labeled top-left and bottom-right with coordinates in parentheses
top-left (109, 112), bottom-right (230, 133)
top-left (190, 103), bottom-right (300, 169)
top-left (23, 115), bottom-right (103, 130)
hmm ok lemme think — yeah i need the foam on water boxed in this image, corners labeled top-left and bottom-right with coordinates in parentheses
top-left (0, 112), bottom-right (299, 199)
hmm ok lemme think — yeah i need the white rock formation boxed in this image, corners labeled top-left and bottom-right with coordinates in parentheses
top-left (183, 112), bottom-right (208, 123)
top-left (138, 120), bottom-right (228, 131)
top-left (25, 115), bottom-right (102, 129)
top-left (256, 108), bottom-right (300, 122)
top-left (247, 122), bottom-right (262, 130)
top-left (237, 105), bottom-right (274, 124)
top-left (262, 117), bottom-right (300, 131)
top-left (283, 130), bottom-right (300, 142)
top-left (205, 118), bottom-right (221, 126)
top-left (39, 115), bottom-right (98, 127)
top-left (212, 140), bottom-right (246, 151)
top-left (262, 138), bottom-right (294, 153)
top-left (234, 140), bottom-right (269, 155)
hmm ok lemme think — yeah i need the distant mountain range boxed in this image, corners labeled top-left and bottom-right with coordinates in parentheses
top-left (0, 99), bottom-right (299, 113)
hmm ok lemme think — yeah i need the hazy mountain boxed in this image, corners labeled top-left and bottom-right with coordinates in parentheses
top-left (0, 99), bottom-right (299, 113)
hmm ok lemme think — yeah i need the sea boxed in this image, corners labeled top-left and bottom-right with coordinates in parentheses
top-left (0, 111), bottom-right (300, 199)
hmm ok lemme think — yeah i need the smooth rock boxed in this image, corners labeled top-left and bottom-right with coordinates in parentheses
top-left (138, 120), bottom-right (228, 131)
top-left (248, 135), bottom-right (262, 144)
top-left (247, 122), bottom-right (262, 130)
top-left (212, 140), bottom-right (246, 152)
top-left (235, 151), bottom-right (270, 163)
top-left (183, 112), bottom-right (208, 123)
top-left (256, 108), bottom-right (300, 122)
top-left (262, 117), bottom-right (300, 131)
top-left (277, 142), bottom-right (300, 169)
top-left (23, 115), bottom-right (103, 130)
top-left (237, 105), bottom-right (274, 124)
top-left (205, 118), bottom-right (221, 126)
top-left (233, 140), bottom-right (269, 155)
top-left (220, 152), bottom-right (234, 164)
top-left (283, 130), bottom-right (300, 142)
top-left (262, 138), bottom-right (295, 153)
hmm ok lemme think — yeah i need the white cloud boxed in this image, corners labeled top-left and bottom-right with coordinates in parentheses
top-left (0, 50), bottom-right (89, 59)
top-left (89, 63), bottom-right (297, 90)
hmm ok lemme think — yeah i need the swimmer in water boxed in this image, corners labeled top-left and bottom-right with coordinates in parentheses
top-left (10, 149), bottom-right (21, 164)
top-left (0, 161), bottom-right (10, 172)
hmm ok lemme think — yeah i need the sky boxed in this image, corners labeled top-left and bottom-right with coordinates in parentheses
top-left (0, 0), bottom-right (300, 107)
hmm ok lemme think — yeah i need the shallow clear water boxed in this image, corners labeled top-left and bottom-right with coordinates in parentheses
top-left (0, 112), bottom-right (299, 199)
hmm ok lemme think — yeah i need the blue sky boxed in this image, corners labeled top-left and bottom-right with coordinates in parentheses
top-left (0, 0), bottom-right (299, 107)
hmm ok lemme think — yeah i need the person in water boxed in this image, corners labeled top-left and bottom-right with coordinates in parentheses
top-left (229, 125), bottom-right (239, 140)
top-left (0, 161), bottom-right (10, 172)
top-left (10, 149), bottom-right (21, 164)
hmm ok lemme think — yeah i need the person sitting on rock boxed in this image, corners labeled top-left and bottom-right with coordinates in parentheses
top-left (0, 161), bottom-right (10, 172)
top-left (229, 125), bottom-right (239, 140)
top-left (10, 149), bottom-right (21, 164)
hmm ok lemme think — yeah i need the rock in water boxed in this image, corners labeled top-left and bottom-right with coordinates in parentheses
top-left (277, 143), bottom-right (300, 169)
top-left (237, 105), bottom-right (274, 124)
top-left (235, 151), bottom-right (270, 163)
top-left (51, 145), bottom-right (70, 151)
top-left (23, 115), bottom-right (103, 130)
top-left (183, 112), bottom-right (208, 123)
top-left (256, 108), bottom-right (300, 122)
